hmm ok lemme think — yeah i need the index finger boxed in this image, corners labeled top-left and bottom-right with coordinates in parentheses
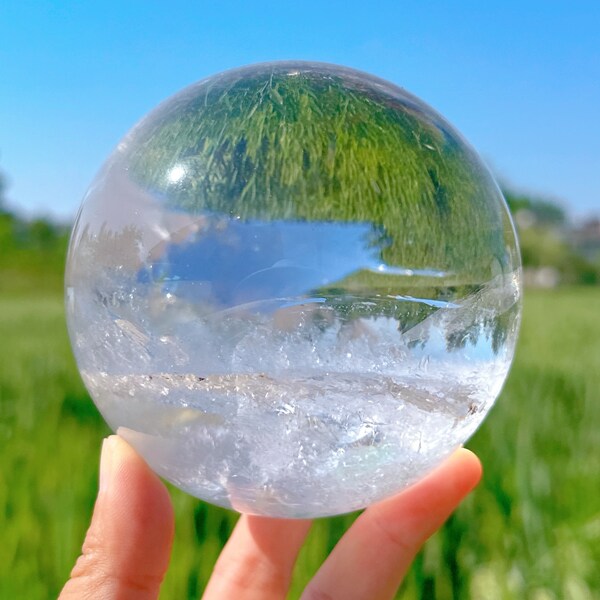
top-left (301, 448), bottom-right (482, 600)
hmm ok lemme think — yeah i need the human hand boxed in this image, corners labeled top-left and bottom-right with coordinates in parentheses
top-left (59, 436), bottom-right (481, 600)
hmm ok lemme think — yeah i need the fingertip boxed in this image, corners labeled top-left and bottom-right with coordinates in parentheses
top-left (103, 434), bottom-right (173, 507)
top-left (98, 435), bottom-right (118, 494)
top-left (60, 435), bottom-right (174, 599)
top-left (454, 445), bottom-right (480, 463)
top-left (452, 447), bottom-right (483, 490)
top-left (105, 434), bottom-right (175, 550)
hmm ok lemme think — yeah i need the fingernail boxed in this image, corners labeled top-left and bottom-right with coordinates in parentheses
top-left (99, 436), bottom-right (117, 494)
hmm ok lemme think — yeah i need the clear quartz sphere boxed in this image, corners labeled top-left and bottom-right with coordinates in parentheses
top-left (66, 62), bottom-right (521, 518)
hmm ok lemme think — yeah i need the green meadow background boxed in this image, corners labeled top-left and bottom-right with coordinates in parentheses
top-left (1, 181), bottom-right (599, 598)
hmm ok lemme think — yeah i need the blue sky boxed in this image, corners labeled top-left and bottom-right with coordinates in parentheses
top-left (1, 1), bottom-right (598, 220)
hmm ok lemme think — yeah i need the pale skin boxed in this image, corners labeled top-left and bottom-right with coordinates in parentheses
top-left (59, 436), bottom-right (482, 600)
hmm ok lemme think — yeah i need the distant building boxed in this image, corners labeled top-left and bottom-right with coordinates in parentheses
top-left (523, 266), bottom-right (561, 288)
top-left (572, 217), bottom-right (600, 262)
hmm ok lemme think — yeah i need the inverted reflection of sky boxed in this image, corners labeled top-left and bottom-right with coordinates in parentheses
top-left (139, 220), bottom-right (384, 305)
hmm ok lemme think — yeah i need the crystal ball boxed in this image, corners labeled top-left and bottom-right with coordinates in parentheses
top-left (66, 62), bottom-right (521, 518)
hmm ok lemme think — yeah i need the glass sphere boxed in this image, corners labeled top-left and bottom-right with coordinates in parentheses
top-left (66, 62), bottom-right (521, 518)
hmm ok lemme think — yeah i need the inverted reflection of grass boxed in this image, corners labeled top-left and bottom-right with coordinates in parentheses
top-left (126, 65), bottom-right (511, 279)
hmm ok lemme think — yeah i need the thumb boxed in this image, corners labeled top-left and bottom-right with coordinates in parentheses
top-left (59, 435), bottom-right (175, 600)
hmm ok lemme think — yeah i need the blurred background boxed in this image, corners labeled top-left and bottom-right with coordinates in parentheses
top-left (1, 1), bottom-right (598, 598)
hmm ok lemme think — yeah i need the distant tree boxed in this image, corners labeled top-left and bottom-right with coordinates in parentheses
top-left (0, 168), bottom-right (7, 214)
top-left (502, 187), bottom-right (599, 285)
top-left (503, 189), bottom-right (567, 229)
top-left (0, 167), bottom-right (17, 252)
top-left (0, 165), bottom-right (71, 291)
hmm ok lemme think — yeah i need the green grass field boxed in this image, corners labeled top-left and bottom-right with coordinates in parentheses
top-left (1, 287), bottom-right (598, 599)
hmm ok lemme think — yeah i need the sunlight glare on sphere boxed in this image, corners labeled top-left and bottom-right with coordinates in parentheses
top-left (65, 62), bottom-right (521, 518)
